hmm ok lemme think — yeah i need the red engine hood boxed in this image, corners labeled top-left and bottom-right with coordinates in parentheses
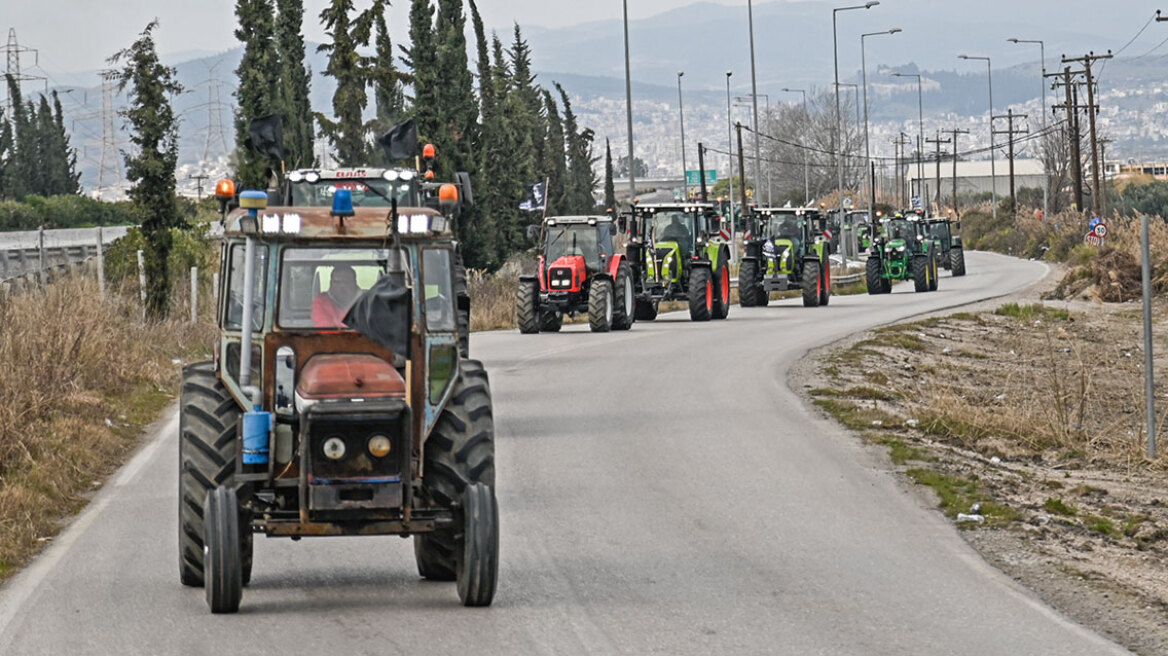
top-left (547, 255), bottom-right (587, 272)
top-left (296, 353), bottom-right (405, 401)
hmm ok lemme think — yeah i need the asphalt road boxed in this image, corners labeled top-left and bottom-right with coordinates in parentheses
top-left (0, 251), bottom-right (1131, 655)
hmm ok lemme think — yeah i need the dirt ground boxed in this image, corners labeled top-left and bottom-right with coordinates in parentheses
top-left (796, 265), bottom-right (1168, 656)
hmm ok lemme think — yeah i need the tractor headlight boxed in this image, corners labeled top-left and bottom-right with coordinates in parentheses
top-left (897, 246), bottom-right (906, 252)
top-left (367, 434), bottom-right (392, 458)
top-left (322, 436), bottom-right (346, 460)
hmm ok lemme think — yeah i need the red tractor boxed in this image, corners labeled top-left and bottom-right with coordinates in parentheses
top-left (516, 215), bottom-right (635, 333)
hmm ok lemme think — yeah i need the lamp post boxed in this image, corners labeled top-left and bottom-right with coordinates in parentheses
top-left (622, 0), bottom-right (636, 198)
top-left (1009, 37), bottom-right (1048, 219)
top-left (862, 28), bottom-right (901, 222)
top-left (748, 0), bottom-right (763, 214)
top-left (735, 93), bottom-right (771, 204)
top-left (781, 87), bottom-right (810, 205)
top-left (677, 71), bottom-right (688, 199)
top-left (833, 2), bottom-right (880, 242)
top-left (891, 72), bottom-right (925, 212)
top-left (959, 54), bottom-right (997, 220)
top-left (726, 70), bottom-right (736, 257)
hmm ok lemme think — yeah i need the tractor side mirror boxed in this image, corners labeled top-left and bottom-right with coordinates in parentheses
top-left (526, 225), bottom-right (540, 244)
top-left (455, 172), bottom-right (474, 209)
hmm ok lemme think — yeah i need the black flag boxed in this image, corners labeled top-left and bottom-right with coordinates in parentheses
top-left (518, 181), bottom-right (547, 212)
top-left (378, 119), bottom-right (418, 161)
top-left (245, 114), bottom-right (284, 161)
top-left (343, 276), bottom-right (412, 358)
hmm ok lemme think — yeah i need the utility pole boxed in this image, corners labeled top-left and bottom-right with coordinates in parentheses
top-left (992, 109), bottom-right (1029, 214)
top-left (947, 128), bottom-right (970, 216)
top-left (1050, 67), bottom-right (1087, 213)
top-left (1062, 51), bottom-right (1112, 217)
top-left (4, 29), bottom-right (46, 116)
top-left (1100, 137), bottom-right (1111, 217)
top-left (894, 132), bottom-right (911, 208)
top-left (697, 143), bottom-right (709, 202)
top-left (96, 70), bottom-right (123, 194)
top-left (736, 122), bottom-right (750, 245)
top-left (189, 173), bottom-right (210, 201)
top-left (621, 0), bottom-right (636, 199)
top-left (926, 131), bottom-right (951, 213)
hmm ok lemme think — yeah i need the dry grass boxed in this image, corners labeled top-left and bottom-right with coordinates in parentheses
top-left (0, 276), bottom-right (214, 580)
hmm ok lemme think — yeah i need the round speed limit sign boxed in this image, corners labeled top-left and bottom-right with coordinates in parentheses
top-left (1094, 223), bottom-right (1108, 238)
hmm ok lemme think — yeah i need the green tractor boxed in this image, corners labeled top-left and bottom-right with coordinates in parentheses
top-left (866, 213), bottom-right (940, 294)
top-left (925, 215), bottom-right (967, 276)
top-left (181, 159), bottom-right (498, 614)
top-left (738, 207), bottom-right (831, 308)
top-left (625, 202), bottom-right (733, 322)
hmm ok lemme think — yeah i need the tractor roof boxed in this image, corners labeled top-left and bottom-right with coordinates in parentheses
top-left (633, 202), bottom-right (715, 213)
top-left (286, 167), bottom-right (418, 182)
top-left (754, 206), bottom-right (822, 216)
top-left (544, 215), bottom-right (617, 225)
top-left (222, 206), bottom-right (451, 241)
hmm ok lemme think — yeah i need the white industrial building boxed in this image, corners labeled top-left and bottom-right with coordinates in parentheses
top-left (907, 159), bottom-right (1046, 199)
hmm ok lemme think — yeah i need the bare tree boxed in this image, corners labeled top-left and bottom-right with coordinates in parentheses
top-left (759, 89), bottom-right (864, 205)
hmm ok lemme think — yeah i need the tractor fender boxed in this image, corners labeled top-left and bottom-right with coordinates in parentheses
top-left (604, 252), bottom-right (627, 279)
top-left (536, 256), bottom-right (547, 291)
top-left (952, 236), bottom-right (964, 248)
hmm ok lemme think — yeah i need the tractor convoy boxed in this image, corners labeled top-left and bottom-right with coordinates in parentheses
top-left (738, 206), bottom-right (832, 308)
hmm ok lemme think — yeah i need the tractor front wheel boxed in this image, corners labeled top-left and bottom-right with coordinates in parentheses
top-left (688, 267), bottom-right (713, 321)
top-left (539, 311), bottom-right (562, 332)
top-left (819, 259), bottom-right (831, 306)
top-left (204, 486), bottom-right (243, 614)
top-left (416, 360), bottom-right (496, 582)
top-left (912, 254), bottom-right (930, 292)
top-left (713, 262), bottom-right (731, 320)
top-left (951, 247), bottom-right (967, 276)
top-left (516, 279), bottom-right (540, 334)
top-left (866, 257), bottom-right (883, 295)
top-left (738, 259), bottom-right (759, 307)
top-left (928, 254), bottom-right (939, 291)
top-left (588, 278), bottom-right (614, 332)
top-left (634, 298), bottom-right (659, 321)
top-left (178, 362), bottom-right (250, 588)
top-left (456, 482), bottom-right (499, 607)
top-left (802, 260), bottom-right (821, 307)
top-left (612, 262), bottom-right (636, 331)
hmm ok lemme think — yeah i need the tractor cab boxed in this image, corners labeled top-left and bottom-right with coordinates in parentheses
top-left (182, 156), bottom-right (498, 614)
top-left (737, 207), bottom-right (831, 308)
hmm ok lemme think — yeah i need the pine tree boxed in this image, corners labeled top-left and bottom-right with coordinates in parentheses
top-left (556, 83), bottom-right (596, 214)
top-left (51, 91), bottom-right (81, 195)
top-left (604, 138), bottom-right (616, 213)
top-left (110, 21), bottom-right (184, 320)
top-left (541, 89), bottom-right (567, 215)
top-left (234, 0), bottom-right (279, 189)
top-left (0, 109), bottom-right (12, 200)
top-left (275, 0), bottom-right (315, 169)
top-left (508, 26), bottom-right (544, 190)
top-left (368, 6), bottom-right (405, 166)
top-left (317, 0), bottom-right (380, 166)
top-left (404, 0), bottom-right (438, 145)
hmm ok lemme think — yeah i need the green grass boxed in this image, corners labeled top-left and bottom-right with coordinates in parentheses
top-left (813, 398), bottom-right (901, 431)
top-left (994, 302), bottom-right (1070, 321)
top-left (1084, 515), bottom-right (1118, 537)
top-left (1044, 497), bottom-right (1078, 516)
top-left (857, 332), bottom-right (925, 351)
top-left (872, 436), bottom-right (935, 465)
top-left (905, 468), bottom-right (1020, 525)
top-left (809, 386), bottom-right (896, 401)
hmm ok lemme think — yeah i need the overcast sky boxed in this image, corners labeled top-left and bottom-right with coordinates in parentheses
top-left (7, 0), bottom-right (759, 74)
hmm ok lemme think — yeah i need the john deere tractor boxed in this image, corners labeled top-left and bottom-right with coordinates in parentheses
top-left (625, 202), bottom-right (732, 322)
top-left (738, 207), bottom-right (831, 308)
top-left (181, 156), bottom-right (498, 614)
top-left (866, 213), bottom-right (940, 294)
top-left (515, 215), bottom-right (634, 333)
top-left (925, 215), bottom-right (967, 276)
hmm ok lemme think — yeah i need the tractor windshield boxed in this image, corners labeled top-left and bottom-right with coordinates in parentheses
top-left (288, 179), bottom-right (417, 208)
top-left (546, 225), bottom-right (600, 269)
top-left (650, 212), bottom-right (695, 248)
top-left (928, 221), bottom-right (951, 242)
top-left (885, 220), bottom-right (912, 242)
top-left (766, 215), bottom-right (802, 241)
top-left (277, 247), bottom-right (398, 329)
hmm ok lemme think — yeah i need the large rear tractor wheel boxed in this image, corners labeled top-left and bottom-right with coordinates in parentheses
top-left (179, 362), bottom-right (250, 588)
top-left (929, 255), bottom-right (939, 291)
top-left (588, 278), bottom-right (614, 333)
top-left (951, 247), bottom-right (967, 276)
top-left (455, 256), bottom-right (470, 357)
top-left (688, 267), bottom-right (713, 322)
top-left (913, 254), bottom-right (930, 292)
top-left (516, 279), bottom-right (540, 334)
top-left (866, 257), bottom-right (883, 295)
top-left (819, 259), bottom-right (831, 306)
top-left (712, 261), bottom-right (731, 320)
top-left (612, 262), bottom-right (636, 331)
top-left (204, 486), bottom-right (243, 614)
top-left (802, 260), bottom-right (821, 307)
top-left (415, 360), bottom-right (496, 583)
top-left (456, 482), bottom-right (499, 607)
top-left (738, 259), bottom-right (759, 307)
top-left (539, 311), bottom-right (562, 332)
top-left (634, 298), bottom-right (659, 321)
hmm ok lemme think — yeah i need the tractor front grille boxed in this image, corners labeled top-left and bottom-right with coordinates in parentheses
top-left (548, 267), bottom-right (573, 290)
top-left (302, 400), bottom-right (410, 483)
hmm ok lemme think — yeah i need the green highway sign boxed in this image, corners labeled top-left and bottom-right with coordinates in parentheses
top-left (685, 169), bottom-right (718, 185)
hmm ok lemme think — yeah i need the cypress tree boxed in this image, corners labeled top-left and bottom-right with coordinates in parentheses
top-left (604, 138), bottom-right (616, 213)
top-left (110, 21), bottom-right (183, 320)
top-left (491, 35), bottom-right (529, 260)
top-left (555, 83), bottom-right (596, 214)
top-left (405, 0), bottom-right (438, 146)
top-left (51, 91), bottom-right (81, 195)
top-left (25, 99), bottom-right (46, 197)
top-left (369, 6), bottom-right (405, 166)
top-left (541, 89), bottom-right (567, 216)
top-left (275, 0), bottom-right (315, 169)
top-left (508, 26), bottom-right (544, 189)
top-left (0, 109), bottom-right (11, 200)
top-left (234, 0), bottom-right (279, 189)
top-left (317, 0), bottom-right (379, 166)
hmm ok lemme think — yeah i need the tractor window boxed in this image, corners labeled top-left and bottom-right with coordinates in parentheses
top-left (422, 249), bottom-right (456, 332)
top-left (651, 212), bottom-right (695, 248)
top-left (546, 225), bottom-right (600, 269)
top-left (224, 243), bottom-right (268, 332)
top-left (929, 222), bottom-right (951, 241)
top-left (288, 179), bottom-right (417, 207)
top-left (277, 247), bottom-right (393, 329)
top-left (887, 220), bottom-right (912, 241)
top-left (767, 216), bottom-right (801, 241)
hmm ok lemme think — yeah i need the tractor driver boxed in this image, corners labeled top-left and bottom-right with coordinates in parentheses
top-left (659, 214), bottom-right (693, 258)
top-left (313, 265), bottom-right (360, 327)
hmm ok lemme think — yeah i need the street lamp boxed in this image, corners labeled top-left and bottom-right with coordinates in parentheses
top-left (677, 71), bottom-right (688, 199)
top-left (833, 1), bottom-right (880, 245)
top-left (748, 0), bottom-right (763, 217)
top-left (862, 28), bottom-right (901, 222)
top-left (781, 87), bottom-right (810, 205)
top-left (1008, 37), bottom-right (1048, 219)
top-left (622, 0), bottom-right (636, 199)
top-left (891, 72), bottom-right (925, 213)
top-left (735, 93), bottom-right (771, 204)
top-left (727, 70), bottom-right (736, 258)
top-left (958, 54), bottom-right (997, 220)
